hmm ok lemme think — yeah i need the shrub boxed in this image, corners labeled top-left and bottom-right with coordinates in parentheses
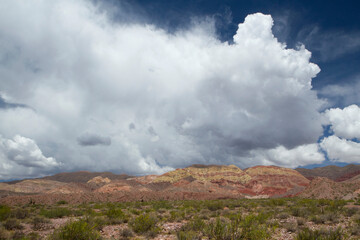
top-left (25, 232), bottom-right (41, 240)
top-left (105, 207), bottom-right (126, 224)
top-left (12, 208), bottom-right (30, 220)
top-left (0, 227), bottom-right (10, 240)
top-left (295, 227), bottom-right (343, 240)
top-left (152, 200), bottom-right (173, 210)
top-left (3, 218), bottom-right (23, 230)
top-left (31, 216), bottom-right (49, 230)
top-left (353, 213), bottom-right (360, 225)
top-left (119, 227), bottom-right (134, 240)
top-left (157, 208), bottom-right (167, 214)
top-left (129, 208), bottom-right (140, 215)
top-left (169, 210), bottom-right (185, 222)
top-left (206, 201), bottom-right (224, 211)
top-left (296, 217), bottom-right (306, 226)
top-left (311, 215), bottom-right (326, 224)
top-left (40, 207), bottom-right (72, 218)
top-left (56, 200), bottom-right (68, 205)
top-left (204, 217), bottom-right (231, 240)
top-left (295, 228), bottom-right (320, 240)
top-left (344, 207), bottom-right (358, 217)
top-left (0, 205), bottom-right (11, 221)
top-left (49, 219), bottom-right (101, 240)
top-left (277, 212), bottom-right (290, 219)
top-left (350, 224), bottom-right (360, 236)
top-left (291, 207), bottom-right (307, 217)
top-left (269, 199), bottom-right (286, 206)
top-left (129, 213), bottom-right (159, 235)
top-left (282, 222), bottom-right (297, 233)
top-left (323, 212), bottom-right (338, 223)
top-left (84, 216), bottom-right (107, 231)
top-left (177, 230), bottom-right (201, 240)
top-left (11, 230), bottom-right (25, 240)
top-left (180, 217), bottom-right (205, 233)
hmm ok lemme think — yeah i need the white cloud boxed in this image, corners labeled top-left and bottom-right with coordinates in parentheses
top-left (0, 135), bottom-right (60, 179)
top-left (325, 104), bottom-right (360, 139)
top-left (320, 135), bottom-right (360, 163)
top-left (247, 144), bottom-right (325, 168)
top-left (0, 0), bottom-right (327, 177)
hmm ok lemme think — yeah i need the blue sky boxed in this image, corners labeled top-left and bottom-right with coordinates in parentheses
top-left (0, 0), bottom-right (360, 179)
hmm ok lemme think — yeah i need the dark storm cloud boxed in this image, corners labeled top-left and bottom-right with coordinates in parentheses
top-left (129, 123), bottom-right (136, 130)
top-left (77, 133), bottom-right (111, 146)
top-left (0, 95), bottom-right (27, 109)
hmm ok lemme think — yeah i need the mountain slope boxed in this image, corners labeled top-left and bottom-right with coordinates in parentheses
top-left (243, 166), bottom-right (309, 197)
top-left (296, 164), bottom-right (360, 181)
top-left (1, 164), bottom-right (359, 205)
top-left (41, 171), bottom-right (131, 183)
top-left (153, 164), bottom-right (251, 184)
top-left (298, 177), bottom-right (360, 200)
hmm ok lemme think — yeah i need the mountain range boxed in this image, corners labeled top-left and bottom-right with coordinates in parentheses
top-left (0, 164), bottom-right (359, 205)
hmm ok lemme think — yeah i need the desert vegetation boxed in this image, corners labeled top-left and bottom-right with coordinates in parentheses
top-left (0, 197), bottom-right (359, 239)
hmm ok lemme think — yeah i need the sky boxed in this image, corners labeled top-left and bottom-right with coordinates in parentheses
top-left (0, 0), bottom-right (360, 179)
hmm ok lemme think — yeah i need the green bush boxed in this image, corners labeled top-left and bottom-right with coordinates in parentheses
top-left (269, 199), bottom-right (286, 206)
top-left (169, 210), bottom-right (185, 222)
top-left (105, 207), bottom-right (127, 224)
top-left (119, 227), bottom-right (134, 240)
top-left (0, 205), bottom-right (11, 221)
top-left (129, 213), bottom-right (159, 235)
top-left (296, 217), bottom-right (306, 226)
top-left (152, 200), bottom-right (173, 210)
top-left (311, 215), bottom-right (326, 224)
top-left (84, 216), bottom-right (107, 231)
top-left (236, 213), bottom-right (271, 240)
top-left (25, 232), bottom-right (41, 240)
top-left (129, 208), bottom-right (140, 215)
top-left (295, 227), bottom-right (343, 240)
top-left (49, 219), bottom-right (101, 240)
top-left (353, 213), bottom-right (360, 225)
top-left (344, 207), bottom-right (358, 217)
top-left (12, 208), bottom-right (30, 220)
top-left (40, 207), bottom-right (72, 218)
top-left (282, 222), bottom-right (297, 233)
top-left (11, 230), bottom-right (25, 240)
top-left (31, 216), bottom-right (49, 230)
top-left (185, 217), bottom-right (206, 232)
top-left (0, 227), bottom-right (10, 240)
top-left (201, 214), bottom-right (271, 240)
top-left (3, 218), bottom-right (23, 230)
top-left (177, 230), bottom-right (201, 240)
top-left (204, 217), bottom-right (231, 240)
top-left (277, 212), bottom-right (290, 219)
top-left (56, 200), bottom-right (68, 205)
top-left (206, 201), bottom-right (224, 211)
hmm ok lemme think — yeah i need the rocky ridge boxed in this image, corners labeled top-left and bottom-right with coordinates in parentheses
top-left (0, 164), bottom-right (359, 205)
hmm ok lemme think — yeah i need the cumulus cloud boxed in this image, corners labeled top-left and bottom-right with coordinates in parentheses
top-left (0, 0), bottom-right (328, 177)
top-left (320, 135), bottom-right (360, 163)
top-left (248, 144), bottom-right (325, 168)
top-left (325, 104), bottom-right (360, 139)
top-left (0, 135), bottom-right (60, 179)
top-left (77, 133), bottom-right (111, 146)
